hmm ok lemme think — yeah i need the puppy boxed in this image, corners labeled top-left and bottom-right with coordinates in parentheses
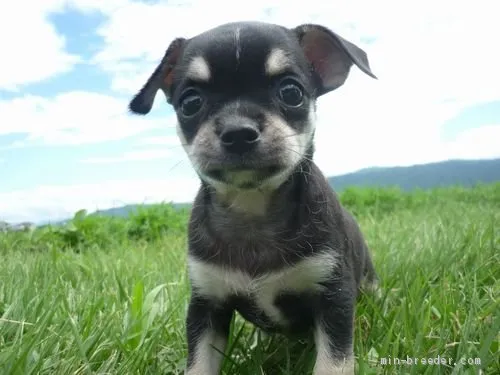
top-left (129, 21), bottom-right (379, 375)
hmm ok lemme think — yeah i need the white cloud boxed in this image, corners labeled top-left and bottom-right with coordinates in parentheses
top-left (87, 0), bottom-right (500, 176)
top-left (2, 0), bottom-right (499, 223)
top-left (0, 0), bottom-right (132, 90)
top-left (65, 0), bottom-right (129, 14)
top-left (94, 0), bottom-right (372, 94)
top-left (314, 113), bottom-right (500, 176)
top-left (81, 148), bottom-right (172, 164)
top-left (443, 124), bottom-right (500, 161)
top-left (92, 0), bottom-right (500, 100)
top-left (0, 176), bottom-right (200, 224)
top-left (0, 1), bottom-right (79, 91)
top-left (137, 135), bottom-right (180, 147)
top-left (0, 91), bottom-right (170, 146)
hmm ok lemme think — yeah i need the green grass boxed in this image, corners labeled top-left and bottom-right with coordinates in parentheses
top-left (0, 184), bottom-right (499, 375)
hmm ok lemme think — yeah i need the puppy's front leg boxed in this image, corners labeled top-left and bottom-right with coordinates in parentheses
top-left (313, 284), bottom-right (356, 375)
top-left (185, 295), bottom-right (233, 375)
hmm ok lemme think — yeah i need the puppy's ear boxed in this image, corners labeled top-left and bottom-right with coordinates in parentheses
top-left (293, 24), bottom-right (377, 96)
top-left (128, 37), bottom-right (186, 115)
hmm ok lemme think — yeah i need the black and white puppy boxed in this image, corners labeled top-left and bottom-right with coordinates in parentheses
top-left (129, 21), bottom-right (379, 375)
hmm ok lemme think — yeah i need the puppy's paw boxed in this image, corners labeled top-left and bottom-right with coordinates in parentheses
top-left (185, 367), bottom-right (217, 375)
top-left (313, 358), bottom-right (355, 375)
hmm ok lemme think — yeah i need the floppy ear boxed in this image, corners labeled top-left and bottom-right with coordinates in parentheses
top-left (128, 37), bottom-right (186, 115)
top-left (294, 24), bottom-right (377, 96)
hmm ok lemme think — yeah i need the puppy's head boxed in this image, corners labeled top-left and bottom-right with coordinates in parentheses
top-left (129, 22), bottom-right (376, 192)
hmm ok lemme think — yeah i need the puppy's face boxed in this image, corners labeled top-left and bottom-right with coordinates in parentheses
top-left (129, 22), bottom-right (376, 191)
top-left (172, 23), bottom-right (319, 190)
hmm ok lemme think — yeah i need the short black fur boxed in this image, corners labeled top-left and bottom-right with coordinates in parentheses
top-left (128, 20), bottom-right (378, 375)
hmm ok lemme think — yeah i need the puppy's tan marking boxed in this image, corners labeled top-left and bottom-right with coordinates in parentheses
top-left (186, 56), bottom-right (211, 82)
top-left (265, 48), bottom-right (291, 76)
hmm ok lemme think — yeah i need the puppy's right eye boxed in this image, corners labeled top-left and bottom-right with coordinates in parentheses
top-left (179, 90), bottom-right (203, 117)
top-left (277, 78), bottom-right (304, 107)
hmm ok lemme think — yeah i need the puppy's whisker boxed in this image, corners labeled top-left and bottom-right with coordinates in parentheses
top-left (279, 132), bottom-right (303, 140)
top-left (282, 146), bottom-right (315, 165)
top-left (165, 158), bottom-right (189, 174)
top-left (156, 144), bottom-right (187, 151)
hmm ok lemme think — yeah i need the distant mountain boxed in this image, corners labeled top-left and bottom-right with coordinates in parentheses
top-left (90, 202), bottom-right (191, 219)
top-left (93, 204), bottom-right (149, 217)
top-left (0, 221), bottom-right (36, 232)
top-left (328, 158), bottom-right (500, 192)
top-left (73, 158), bottom-right (500, 219)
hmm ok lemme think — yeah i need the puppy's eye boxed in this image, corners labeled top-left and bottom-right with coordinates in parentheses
top-left (179, 90), bottom-right (203, 117)
top-left (277, 79), bottom-right (304, 107)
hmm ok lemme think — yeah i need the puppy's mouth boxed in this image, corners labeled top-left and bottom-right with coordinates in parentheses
top-left (205, 165), bottom-right (283, 189)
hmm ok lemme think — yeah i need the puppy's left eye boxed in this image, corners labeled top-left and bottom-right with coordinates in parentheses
top-left (277, 79), bottom-right (304, 107)
top-left (179, 90), bottom-right (204, 117)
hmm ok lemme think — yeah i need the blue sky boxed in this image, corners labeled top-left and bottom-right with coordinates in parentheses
top-left (1, 0), bottom-right (499, 223)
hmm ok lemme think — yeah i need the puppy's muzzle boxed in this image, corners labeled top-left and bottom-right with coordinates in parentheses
top-left (204, 115), bottom-right (284, 188)
top-left (219, 121), bottom-right (261, 155)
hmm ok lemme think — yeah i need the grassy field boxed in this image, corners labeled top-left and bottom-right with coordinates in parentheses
top-left (0, 185), bottom-right (499, 375)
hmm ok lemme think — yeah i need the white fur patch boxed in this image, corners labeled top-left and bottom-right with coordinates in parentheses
top-left (235, 28), bottom-right (241, 64)
top-left (188, 251), bottom-right (339, 325)
top-left (313, 325), bottom-right (355, 375)
top-left (265, 48), bottom-right (290, 76)
top-left (185, 330), bottom-right (226, 375)
top-left (186, 56), bottom-right (211, 82)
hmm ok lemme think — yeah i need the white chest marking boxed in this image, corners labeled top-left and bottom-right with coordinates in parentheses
top-left (188, 251), bottom-right (339, 324)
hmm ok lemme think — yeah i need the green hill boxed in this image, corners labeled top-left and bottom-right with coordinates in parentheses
top-left (328, 158), bottom-right (500, 192)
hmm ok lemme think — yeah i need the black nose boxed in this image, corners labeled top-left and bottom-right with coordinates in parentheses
top-left (219, 123), bottom-right (261, 154)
